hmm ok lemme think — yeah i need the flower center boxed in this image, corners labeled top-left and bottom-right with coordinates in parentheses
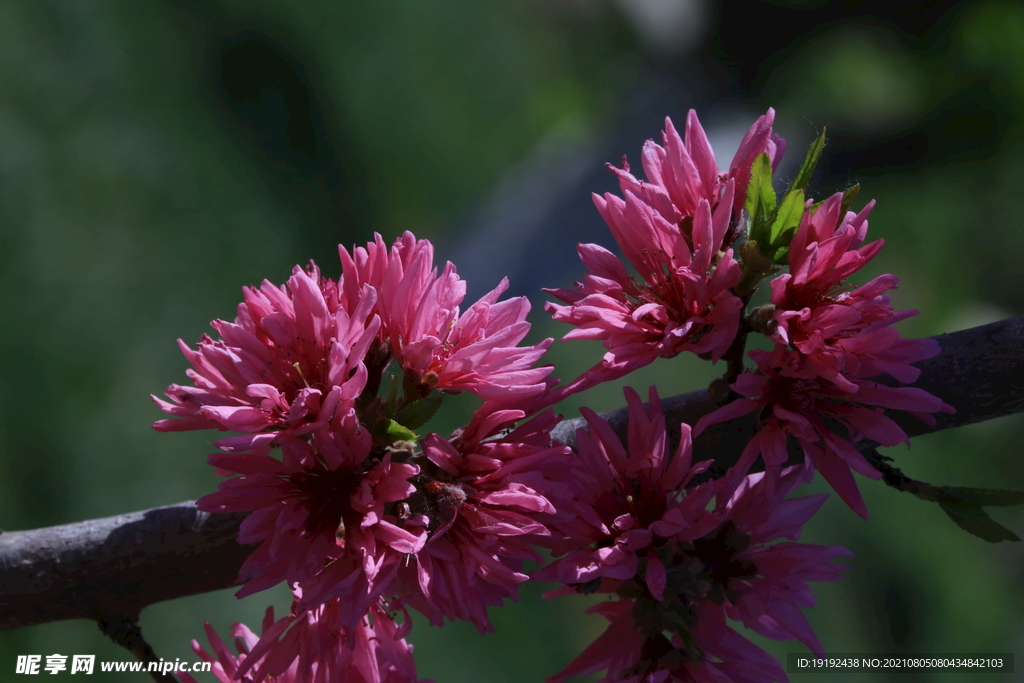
top-left (622, 521), bottom-right (758, 670)
top-left (786, 281), bottom-right (837, 312)
top-left (287, 465), bottom-right (361, 542)
top-left (764, 374), bottom-right (826, 416)
top-left (684, 521), bottom-right (757, 605)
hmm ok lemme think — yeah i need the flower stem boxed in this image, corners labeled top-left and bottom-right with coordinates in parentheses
top-left (722, 300), bottom-right (754, 386)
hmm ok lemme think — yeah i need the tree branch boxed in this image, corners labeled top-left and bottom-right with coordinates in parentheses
top-left (3, 316), bottom-right (1023, 631)
top-left (0, 503), bottom-right (252, 630)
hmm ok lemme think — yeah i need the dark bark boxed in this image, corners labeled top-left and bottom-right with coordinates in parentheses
top-left (3, 316), bottom-right (1023, 631)
top-left (0, 503), bottom-right (251, 630)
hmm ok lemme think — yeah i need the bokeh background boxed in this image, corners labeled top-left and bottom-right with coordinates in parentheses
top-left (2, 0), bottom-right (1023, 681)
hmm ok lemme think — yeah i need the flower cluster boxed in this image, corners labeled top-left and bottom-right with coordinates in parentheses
top-left (154, 108), bottom-right (956, 682)
top-left (695, 192), bottom-right (953, 517)
top-left (548, 112), bottom-right (951, 519)
top-left (155, 232), bottom-right (569, 677)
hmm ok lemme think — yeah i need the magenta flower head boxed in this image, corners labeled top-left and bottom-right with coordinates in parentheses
top-left (767, 192), bottom-right (938, 391)
top-left (339, 231), bottom-right (555, 401)
top-left (692, 191), bottom-right (954, 518)
top-left (546, 110), bottom-right (785, 394)
top-left (152, 264), bottom-right (380, 452)
top-left (714, 468), bottom-right (851, 655)
top-left (181, 598), bottom-right (429, 683)
top-left (534, 386), bottom-right (718, 596)
top-left (695, 346), bottom-right (952, 518)
top-left (544, 395), bottom-right (850, 683)
top-left (198, 430), bottom-right (427, 620)
top-left (551, 600), bottom-right (789, 683)
top-left (394, 406), bottom-right (576, 633)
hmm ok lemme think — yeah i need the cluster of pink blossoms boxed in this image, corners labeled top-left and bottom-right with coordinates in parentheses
top-left (693, 192), bottom-right (953, 517)
top-left (536, 388), bottom-right (850, 683)
top-left (155, 234), bottom-right (571, 680)
top-left (549, 110), bottom-right (951, 519)
top-left (528, 110), bottom-right (951, 681)
top-left (155, 108), bottom-right (953, 682)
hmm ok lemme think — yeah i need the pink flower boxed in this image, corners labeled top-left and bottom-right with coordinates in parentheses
top-left (609, 109), bottom-right (785, 220)
top-left (339, 231), bottom-right (555, 401)
top-left (695, 346), bottom-right (952, 518)
top-left (715, 468), bottom-right (852, 656)
top-left (768, 192), bottom-right (938, 392)
top-left (534, 387), bottom-right (718, 597)
top-left (198, 427), bottom-right (428, 622)
top-left (152, 264), bottom-right (379, 452)
top-left (154, 231), bottom-right (563, 605)
top-left (693, 191), bottom-right (955, 517)
top-left (390, 407), bottom-right (576, 633)
top-left (542, 401), bottom-right (850, 683)
top-left (546, 110), bottom-right (785, 393)
top-left (181, 599), bottom-right (428, 683)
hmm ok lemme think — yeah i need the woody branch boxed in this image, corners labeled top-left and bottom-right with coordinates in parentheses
top-left (2, 315), bottom-right (1022, 631)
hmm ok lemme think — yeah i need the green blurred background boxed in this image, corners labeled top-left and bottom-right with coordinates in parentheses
top-left (1, 0), bottom-right (1023, 681)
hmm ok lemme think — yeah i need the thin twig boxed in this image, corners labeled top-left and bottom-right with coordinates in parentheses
top-left (93, 608), bottom-right (180, 683)
top-left (722, 315), bottom-right (752, 386)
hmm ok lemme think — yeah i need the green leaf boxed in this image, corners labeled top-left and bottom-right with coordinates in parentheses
top-left (790, 127), bottom-right (826, 192)
top-left (769, 188), bottom-right (805, 248)
top-left (396, 396), bottom-right (443, 430)
top-left (839, 183), bottom-right (861, 216)
top-left (385, 419), bottom-right (418, 443)
top-left (938, 501), bottom-right (1021, 543)
top-left (934, 486), bottom-right (1024, 507)
top-left (744, 153), bottom-right (777, 246)
top-left (385, 374), bottom-right (400, 415)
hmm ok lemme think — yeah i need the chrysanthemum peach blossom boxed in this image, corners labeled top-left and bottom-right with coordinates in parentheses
top-left (534, 386), bottom-right (718, 596)
top-left (155, 232), bottom-right (565, 618)
top-left (339, 231), bottom-right (555, 402)
top-left (198, 428), bottom-right (427, 621)
top-left (546, 110), bottom-right (785, 394)
top-left (767, 192), bottom-right (938, 392)
top-left (392, 407), bottom-right (576, 633)
top-left (152, 264), bottom-right (379, 453)
top-left (715, 468), bottom-right (852, 654)
top-left (543, 398), bottom-right (850, 683)
top-left (695, 346), bottom-right (952, 518)
top-left (549, 600), bottom-right (789, 683)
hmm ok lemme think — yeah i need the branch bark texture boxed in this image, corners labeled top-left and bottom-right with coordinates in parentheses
top-left (3, 316), bottom-right (1023, 631)
top-left (0, 503), bottom-right (251, 630)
